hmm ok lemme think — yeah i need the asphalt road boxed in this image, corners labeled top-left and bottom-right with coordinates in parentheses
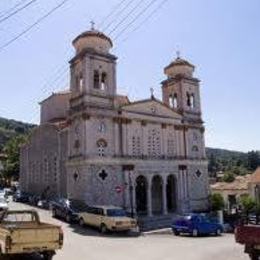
top-left (3, 201), bottom-right (249, 260)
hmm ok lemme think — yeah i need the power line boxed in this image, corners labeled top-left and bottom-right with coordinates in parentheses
top-left (0, 0), bottom-right (38, 25)
top-left (98, 0), bottom-right (129, 29)
top-left (102, 0), bottom-right (135, 32)
top-left (0, 0), bottom-right (27, 19)
top-left (108, 0), bottom-right (145, 35)
top-left (113, 0), bottom-right (159, 40)
top-left (0, 0), bottom-right (69, 53)
top-left (117, 0), bottom-right (170, 42)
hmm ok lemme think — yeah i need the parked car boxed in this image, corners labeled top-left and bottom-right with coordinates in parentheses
top-left (13, 191), bottom-right (30, 203)
top-left (172, 214), bottom-right (223, 237)
top-left (0, 210), bottom-right (63, 259)
top-left (52, 198), bottom-right (88, 223)
top-left (3, 188), bottom-right (13, 196)
top-left (29, 194), bottom-right (41, 206)
top-left (78, 205), bottom-right (137, 233)
top-left (0, 197), bottom-right (8, 211)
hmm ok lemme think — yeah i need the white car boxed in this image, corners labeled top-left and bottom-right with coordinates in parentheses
top-left (0, 197), bottom-right (8, 211)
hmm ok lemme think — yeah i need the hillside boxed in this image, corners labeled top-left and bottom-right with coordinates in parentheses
top-left (0, 117), bottom-right (36, 152)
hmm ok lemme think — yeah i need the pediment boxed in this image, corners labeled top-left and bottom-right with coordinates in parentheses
top-left (121, 99), bottom-right (182, 120)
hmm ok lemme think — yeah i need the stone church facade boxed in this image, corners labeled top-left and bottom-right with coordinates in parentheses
top-left (20, 27), bottom-right (209, 218)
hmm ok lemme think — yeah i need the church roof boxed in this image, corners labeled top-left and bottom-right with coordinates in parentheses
top-left (165, 57), bottom-right (195, 70)
top-left (249, 167), bottom-right (260, 184)
top-left (121, 96), bottom-right (182, 120)
top-left (211, 175), bottom-right (251, 191)
top-left (72, 30), bottom-right (113, 47)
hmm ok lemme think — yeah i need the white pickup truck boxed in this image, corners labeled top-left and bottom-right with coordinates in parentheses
top-left (0, 210), bottom-right (63, 259)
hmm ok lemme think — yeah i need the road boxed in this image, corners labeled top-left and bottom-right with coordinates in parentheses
top-left (5, 201), bottom-right (248, 260)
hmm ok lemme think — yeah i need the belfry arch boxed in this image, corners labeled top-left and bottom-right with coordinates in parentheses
top-left (135, 176), bottom-right (147, 215)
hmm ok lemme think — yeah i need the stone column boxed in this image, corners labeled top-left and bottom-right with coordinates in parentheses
top-left (162, 175), bottom-right (168, 215)
top-left (147, 175), bottom-right (153, 217)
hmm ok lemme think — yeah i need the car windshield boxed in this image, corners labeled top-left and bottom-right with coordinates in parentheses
top-left (106, 209), bottom-right (127, 217)
top-left (2, 213), bottom-right (37, 223)
top-left (68, 200), bottom-right (88, 212)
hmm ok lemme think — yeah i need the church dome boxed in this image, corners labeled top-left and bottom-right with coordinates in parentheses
top-left (72, 24), bottom-right (113, 54)
top-left (164, 57), bottom-right (195, 78)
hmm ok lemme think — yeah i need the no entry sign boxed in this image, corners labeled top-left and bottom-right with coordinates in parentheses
top-left (115, 186), bottom-right (123, 193)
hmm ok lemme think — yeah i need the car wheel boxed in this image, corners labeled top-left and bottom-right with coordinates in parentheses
top-left (100, 223), bottom-right (108, 234)
top-left (173, 229), bottom-right (180, 236)
top-left (192, 229), bottom-right (199, 237)
top-left (215, 228), bottom-right (222, 236)
top-left (79, 218), bottom-right (85, 227)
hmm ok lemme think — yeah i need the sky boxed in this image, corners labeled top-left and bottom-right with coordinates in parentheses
top-left (0, 0), bottom-right (259, 152)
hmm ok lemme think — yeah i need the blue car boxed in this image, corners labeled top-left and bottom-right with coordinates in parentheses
top-left (172, 214), bottom-right (223, 237)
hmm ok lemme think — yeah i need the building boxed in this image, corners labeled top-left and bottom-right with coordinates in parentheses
top-left (20, 25), bottom-right (209, 221)
top-left (211, 175), bottom-right (251, 211)
top-left (248, 167), bottom-right (260, 203)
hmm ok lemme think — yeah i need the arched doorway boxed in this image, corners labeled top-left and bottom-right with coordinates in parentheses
top-left (152, 175), bottom-right (163, 215)
top-left (135, 176), bottom-right (147, 215)
top-left (167, 175), bottom-right (177, 212)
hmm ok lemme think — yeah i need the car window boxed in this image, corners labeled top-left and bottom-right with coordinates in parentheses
top-left (3, 213), bottom-right (36, 223)
top-left (106, 209), bottom-right (127, 217)
top-left (69, 200), bottom-right (88, 212)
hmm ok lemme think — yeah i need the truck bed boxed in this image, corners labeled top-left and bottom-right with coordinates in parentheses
top-left (235, 225), bottom-right (260, 245)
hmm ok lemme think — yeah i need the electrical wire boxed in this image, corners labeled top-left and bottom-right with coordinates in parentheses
top-left (0, 0), bottom-right (69, 53)
top-left (102, 0), bottom-right (135, 32)
top-left (113, 0), bottom-right (159, 40)
top-left (108, 0), bottom-right (145, 35)
top-left (0, 0), bottom-right (38, 24)
top-left (98, 0), bottom-right (129, 29)
top-left (0, 0), bottom-right (28, 19)
top-left (117, 0), bottom-right (170, 42)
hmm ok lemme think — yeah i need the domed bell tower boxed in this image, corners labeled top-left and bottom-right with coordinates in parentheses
top-left (162, 54), bottom-right (202, 122)
top-left (69, 22), bottom-right (117, 109)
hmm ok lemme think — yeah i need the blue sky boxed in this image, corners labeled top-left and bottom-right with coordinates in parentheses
top-left (0, 0), bottom-right (259, 152)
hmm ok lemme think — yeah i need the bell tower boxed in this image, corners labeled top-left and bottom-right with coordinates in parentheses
top-left (162, 55), bottom-right (202, 121)
top-left (69, 23), bottom-right (117, 108)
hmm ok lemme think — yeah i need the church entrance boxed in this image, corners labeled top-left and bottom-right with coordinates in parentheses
top-left (152, 175), bottom-right (163, 215)
top-left (135, 176), bottom-right (147, 215)
top-left (167, 175), bottom-right (177, 212)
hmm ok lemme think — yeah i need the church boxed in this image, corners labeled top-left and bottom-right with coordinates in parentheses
top-left (20, 25), bottom-right (209, 222)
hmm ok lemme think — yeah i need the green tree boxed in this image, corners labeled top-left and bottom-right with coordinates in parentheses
top-left (222, 172), bottom-right (235, 183)
top-left (2, 135), bottom-right (28, 181)
top-left (247, 151), bottom-right (260, 171)
top-left (240, 195), bottom-right (256, 218)
top-left (210, 193), bottom-right (225, 211)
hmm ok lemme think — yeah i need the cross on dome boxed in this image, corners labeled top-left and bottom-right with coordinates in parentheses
top-left (90, 20), bottom-right (95, 30)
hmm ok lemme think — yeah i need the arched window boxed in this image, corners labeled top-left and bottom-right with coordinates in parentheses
top-left (187, 92), bottom-right (195, 109)
top-left (101, 72), bottom-right (107, 91)
top-left (94, 70), bottom-right (100, 89)
top-left (173, 93), bottom-right (178, 109)
top-left (97, 139), bottom-right (107, 157)
top-left (98, 122), bottom-right (106, 133)
top-left (79, 73), bottom-right (84, 92)
top-left (192, 145), bottom-right (199, 152)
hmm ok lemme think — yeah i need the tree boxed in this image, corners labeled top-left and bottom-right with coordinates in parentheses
top-left (222, 172), bottom-right (235, 183)
top-left (240, 195), bottom-right (256, 218)
top-left (247, 151), bottom-right (260, 171)
top-left (210, 193), bottom-right (225, 211)
top-left (2, 135), bottom-right (28, 181)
